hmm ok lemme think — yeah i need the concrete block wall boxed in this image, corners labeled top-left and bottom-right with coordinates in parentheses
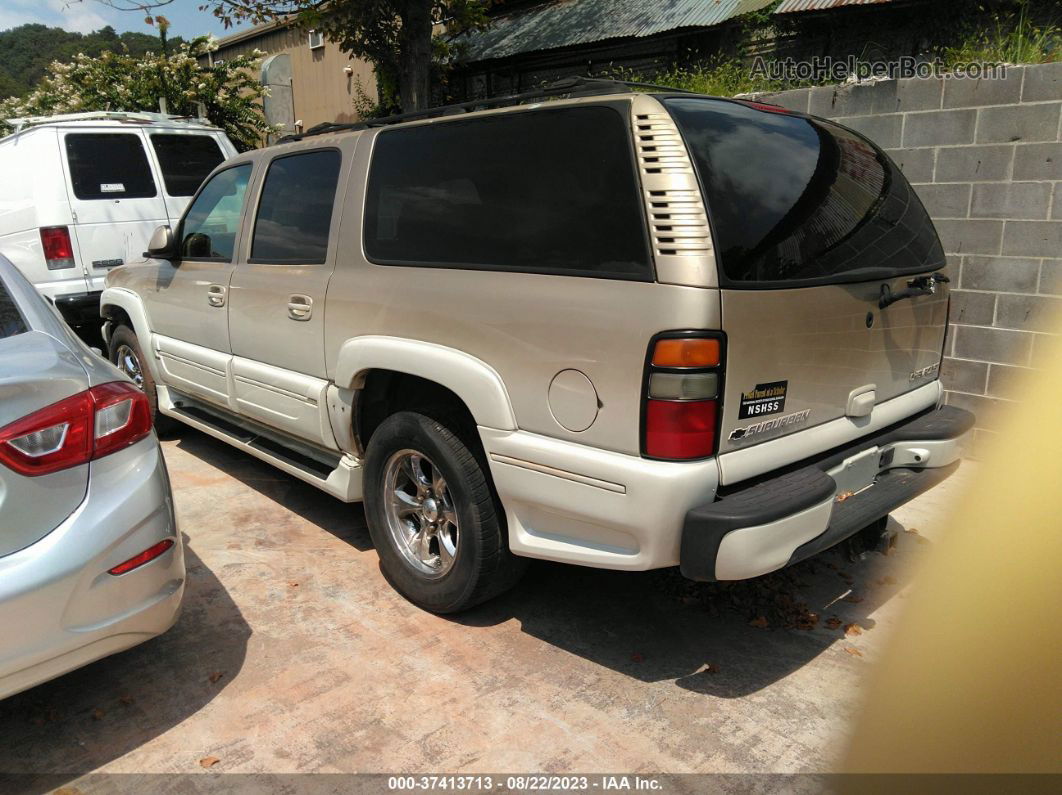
top-left (760, 63), bottom-right (1062, 450)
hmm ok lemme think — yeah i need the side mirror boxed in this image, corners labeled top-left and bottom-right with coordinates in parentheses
top-left (144, 225), bottom-right (179, 261)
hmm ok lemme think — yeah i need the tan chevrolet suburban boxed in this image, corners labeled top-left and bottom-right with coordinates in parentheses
top-left (100, 78), bottom-right (973, 613)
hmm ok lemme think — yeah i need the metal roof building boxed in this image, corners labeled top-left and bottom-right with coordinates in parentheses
top-left (775, 0), bottom-right (900, 12)
top-left (456, 0), bottom-right (777, 62)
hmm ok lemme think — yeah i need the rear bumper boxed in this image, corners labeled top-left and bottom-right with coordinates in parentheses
top-left (0, 437), bottom-right (184, 700)
top-left (681, 405), bottom-right (975, 581)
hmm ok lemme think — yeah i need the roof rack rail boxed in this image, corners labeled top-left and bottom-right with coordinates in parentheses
top-left (5, 110), bottom-right (217, 135)
top-left (277, 77), bottom-right (692, 143)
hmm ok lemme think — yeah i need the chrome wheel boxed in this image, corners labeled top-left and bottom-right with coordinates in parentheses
top-left (382, 449), bottom-right (460, 578)
top-left (115, 343), bottom-right (144, 389)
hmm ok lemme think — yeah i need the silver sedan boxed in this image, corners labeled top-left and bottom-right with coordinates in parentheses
top-left (0, 254), bottom-right (184, 700)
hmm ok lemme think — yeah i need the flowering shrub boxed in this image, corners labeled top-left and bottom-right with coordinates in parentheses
top-left (0, 36), bottom-right (277, 150)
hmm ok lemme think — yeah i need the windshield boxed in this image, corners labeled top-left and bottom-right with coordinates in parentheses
top-left (663, 97), bottom-right (945, 287)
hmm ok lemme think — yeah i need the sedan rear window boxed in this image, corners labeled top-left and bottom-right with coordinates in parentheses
top-left (0, 281), bottom-right (28, 338)
top-left (64, 133), bottom-right (157, 200)
top-left (150, 134), bottom-right (226, 196)
top-left (664, 97), bottom-right (944, 287)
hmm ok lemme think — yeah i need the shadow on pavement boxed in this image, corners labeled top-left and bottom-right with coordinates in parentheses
top-left (456, 517), bottom-right (928, 698)
top-left (0, 539), bottom-right (250, 791)
top-left (174, 429), bottom-right (373, 552)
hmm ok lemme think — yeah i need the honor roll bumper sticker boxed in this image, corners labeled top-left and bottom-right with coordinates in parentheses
top-left (738, 380), bottom-right (788, 420)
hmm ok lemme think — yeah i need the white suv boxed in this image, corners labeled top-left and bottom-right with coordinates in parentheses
top-left (0, 111), bottom-right (236, 332)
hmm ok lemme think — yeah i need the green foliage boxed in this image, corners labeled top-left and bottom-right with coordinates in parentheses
top-left (612, 56), bottom-right (804, 98)
top-left (0, 36), bottom-right (277, 150)
top-left (0, 24), bottom-right (183, 98)
top-left (943, 1), bottom-right (1060, 67)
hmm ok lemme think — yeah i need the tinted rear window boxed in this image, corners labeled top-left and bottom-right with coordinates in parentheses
top-left (364, 106), bottom-right (651, 280)
top-left (0, 280), bottom-right (28, 338)
top-left (65, 133), bottom-right (157, 200)
top-left (664, 97), bottom-right (944, 287)
top-left (250, 150), bottom-right (341, 264)
top-left (150, 134), bottom-right (225, 196)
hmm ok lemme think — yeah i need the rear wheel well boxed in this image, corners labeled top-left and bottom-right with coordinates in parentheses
top-left (356, 370), bottom-right (480, 454)
top-left (100, 305), bottom-right (132, 352)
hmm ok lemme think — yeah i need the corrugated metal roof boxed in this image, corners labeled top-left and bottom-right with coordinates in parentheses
top-left (456, 0), bottom-right (777, 63)
top-left (775, 0), bottom-right (898, 13)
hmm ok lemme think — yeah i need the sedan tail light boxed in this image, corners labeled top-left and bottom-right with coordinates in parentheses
top-left (40, 226), bottom-right (75, 270)
top-left (642, 333), bottom-right (725, 460)
top-left (0, 382), bottom-right (152, 476)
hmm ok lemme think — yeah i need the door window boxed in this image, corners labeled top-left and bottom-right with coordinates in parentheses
top-left (250, 150), bottom-right (341, 264)
top-left (150, 134), bottom-right (226, 196)
top-left (65, 133), bottom-right (157, 200)
top-left (179, 164), bottom-right (252, 261)
top-left (363, 106), bottom-right (652, 280)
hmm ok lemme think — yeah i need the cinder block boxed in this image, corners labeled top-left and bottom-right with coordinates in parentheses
top-left (943, 69), bottom-right (1023, 108)
top-left (885, 147), bottom-right (936, 183)
top-left (903, 109), bottom-right (977, 147)
top-left (953, 324), bottom-right (1033, 365)
top-left (941, 357), bottom-right (989, 394)
top-left (1031, 332), bottom-right (1061, 368)
top-left (893, 77), bottom-right (944, 112)
top-left (934, 144), bottom-right (1014, 182)
top-left (1002, 220), bottom-right (1062, 257)
top-left (1012, 143), bottom-right (1062, 181)
top-left (944, 390), bottom-right (1013, 427)
top-left (1053, 183), bottom-right (1062, 220)
top-left (961, 255), bottom-right (1041, 292)
top-left (949, 289), bottom-right (996, 326)
top-left (760, 88), bottom-right (810, 113)
top-left (976, 103), bottom-right (1060, 143)
top-left (994, 293), bottom-right (1062, 332)
top-left (811, 81), bottom-right (885, 118)
top-left (915, 183), bottom-right (971, 218)
top-left (1041, 259), bottom-right (1062, 295)
top-left (934, 219), bottom-right (1003, 255)
top-left (808, 85), bottom-right (840, 118)
top-left (970, 182), bottom-right (1051, 220)
top-left (835, 113), bottom-right (903, 148)
top-left (986, 363), bottom-right (1036, 400)
top-left (1021, 62), bottom-right (1062, 103)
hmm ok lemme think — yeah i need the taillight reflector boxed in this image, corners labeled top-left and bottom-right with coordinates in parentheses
top-left (0, 382), bottom-right (152, 476)
top-left (40, 226), bottom-right (75, 270)
top-left (652, 337), bottom-right (720, 368)
top-left (109, 539), bottom-right (174, 576)
top-left (645, 399), bottom-right (717, 459)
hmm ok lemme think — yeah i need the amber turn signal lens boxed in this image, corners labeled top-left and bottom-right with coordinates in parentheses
top-left (651, 338), bottom-right (720, 368)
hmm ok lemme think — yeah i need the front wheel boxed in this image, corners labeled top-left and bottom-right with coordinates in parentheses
top-left (108, 324), bottom-right (177, 436)
top-left (363, 411), bottom-right (526, 613)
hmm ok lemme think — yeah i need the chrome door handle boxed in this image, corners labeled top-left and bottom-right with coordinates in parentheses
top-left (207, 284), bottom-right (226, 307)
top-left (288, 294), bottom-right (312, 321)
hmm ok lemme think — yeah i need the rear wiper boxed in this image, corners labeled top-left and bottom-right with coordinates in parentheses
top-left (879, 272), bottom-right (950, 309)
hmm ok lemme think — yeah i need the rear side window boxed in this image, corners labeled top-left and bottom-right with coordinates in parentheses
top-left (664, 97), bottom-right (945, 287)
top-left (250, 150), bottom-right (341, 264)
top-left (180, 164), bottom-right (252, 261)
top-left (0, 280), bottom-right (28, 339)
top-left (364, 106), bottom-right (651, 280)
top-left (65, 133), bottom-right (157, 200)
top-left (150, 134), bottom-right (226, 196)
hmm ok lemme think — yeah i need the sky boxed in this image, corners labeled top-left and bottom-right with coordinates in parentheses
top-left (0, 0), bottom-right (248, 40)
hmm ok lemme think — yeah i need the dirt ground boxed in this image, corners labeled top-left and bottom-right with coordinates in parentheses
top-left (0, 428), bottom-right (974, 787)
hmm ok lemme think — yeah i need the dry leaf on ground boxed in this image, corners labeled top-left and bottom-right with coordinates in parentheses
top-left (844, 646), bottom-right (863, 657)
top-left (199, 756), bottom-right (220, 769)
top-left (208, 671), bottom-right (224, 684)
top-left (825, 617), bottom-right (842, 630)
top-left (843, 593), bottom-right (864, 604)
top-left (844, 623), bottom-right (864, 637)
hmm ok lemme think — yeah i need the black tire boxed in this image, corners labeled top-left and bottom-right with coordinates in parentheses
top-left (363, 411), bottom-right (526, 613)
top-left (108, 324), bottom-right (178, 436)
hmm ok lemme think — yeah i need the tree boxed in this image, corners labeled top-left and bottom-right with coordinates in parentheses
top-left (204, 1), bottom-right (493, 113)
top-left (0, 31), bottom-right (277, 149)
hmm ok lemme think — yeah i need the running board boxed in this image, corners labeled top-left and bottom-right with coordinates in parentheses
top-left (157, 386), bottom-right (363, 502)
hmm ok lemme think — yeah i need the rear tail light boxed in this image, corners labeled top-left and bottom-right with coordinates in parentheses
top-left (643, 333), bottom-right (724, 460)
top-left (39, 226), bottom-right (75, 270)
top-left (0, 382), bottom-right (152, 476)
